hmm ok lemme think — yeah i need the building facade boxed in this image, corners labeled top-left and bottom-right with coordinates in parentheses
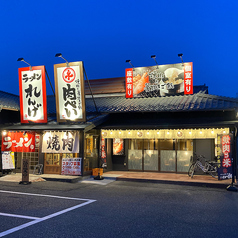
top-left (0, 79), bottom-right (238, 179)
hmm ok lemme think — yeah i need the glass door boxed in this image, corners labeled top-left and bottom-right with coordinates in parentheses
top-left (160, 139), bottom-right (176, 172)
top-left (144, 139), bottom-right (158, 171)
top-left (176, 139), bottom-right (193, 172)
top-left (128, 139), bottom-right (143, 170)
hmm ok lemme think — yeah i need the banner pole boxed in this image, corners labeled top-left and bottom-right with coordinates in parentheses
top-left (45, 68), bottom-right (55, 97)
top-left (83, 64), bottom-right (99, 115)
top-left (227, 129), bottom-right (237, 191)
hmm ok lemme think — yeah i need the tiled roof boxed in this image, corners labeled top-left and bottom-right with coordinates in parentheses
top-left (47, 91), bottom-right (238, 115)
top-left (0, 91), bottom-right (19, 110)
top-left (85, 91), bottom-right (238, 113)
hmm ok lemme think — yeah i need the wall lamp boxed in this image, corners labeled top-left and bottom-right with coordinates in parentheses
top-left (17, 58), bottom-right (32, 70)
top-left (55, 53), bottom-right (69, 67)
top-left (151, 55), bottom-right (159, 68)
top-left (126, 59), bottom-right (134, 69)
top-left (178, 53), bottom-right (184, 64)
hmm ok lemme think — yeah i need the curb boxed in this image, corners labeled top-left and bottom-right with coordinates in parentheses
top-left (115, 177), bottom-right (235, 189)
top-left (42, 175), bottom-right (91, 183)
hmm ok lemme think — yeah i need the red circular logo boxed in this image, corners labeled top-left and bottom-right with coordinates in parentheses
top-left (62, 68), bottom-right (76, 83)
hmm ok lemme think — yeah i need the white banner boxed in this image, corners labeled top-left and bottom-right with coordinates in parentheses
top-left (2, 152), bottom-right (15, 170)
top-left (18, 66), bottom-right (47, 123)
top-left (42, 131), bottom-right (79, 153)
top-left (54, 62), bottom-right (86, 122)
top-left (61, 157), bottom-right (81, 175)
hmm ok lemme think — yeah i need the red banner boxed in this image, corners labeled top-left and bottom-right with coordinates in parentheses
top-left (184, 62), bottom-right (193, 94)
top-left (125, 68), bottom-right (133, 98)
top-left (2, 132), bottom-right (36, 152)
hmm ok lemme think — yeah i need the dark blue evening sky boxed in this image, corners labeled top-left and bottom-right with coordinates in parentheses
top-left (0, 0), bottom-right (237, 97)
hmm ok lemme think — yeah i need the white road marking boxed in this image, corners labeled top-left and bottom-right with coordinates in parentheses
top-left (0, 190), bottom-right (96, 237)
top-left (0, 190), bottom-right (93, 201)
top-left (0, 213), bottom-right (41, 220)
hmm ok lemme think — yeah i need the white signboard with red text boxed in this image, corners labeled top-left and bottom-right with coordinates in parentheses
top-left (61, 157), bottom-right (81, 175)
top-left (126, 62), bottom-right (193, 98)
top-left (54, 62), bottom-right (86, 122)
top-left (42, 131), bottom-right (79, 153)
top-left (2, 131), bottom-right (35, 152)
top-left (18, 66), bottom-right (47, 123)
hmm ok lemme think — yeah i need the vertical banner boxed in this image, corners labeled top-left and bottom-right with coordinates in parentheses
top-left (125, 68), bottom-right (133, 98)
top-left (100, 138), bottom-right (107, 168)
top-left (18, 66), bottom-right (47, 123)
top-left (217, 134), bottom-right (233, 180)
top-left (184, 62), bottom-right (193, 95)
top-left (54, 61), bottom-right (86, 122)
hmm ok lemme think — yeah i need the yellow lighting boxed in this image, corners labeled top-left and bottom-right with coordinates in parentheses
top-left (128, 131), bottom-right (131, 134)
top-left (102, 132), bottom-right (105, 135)
top-left (147, 132), bottom-right (149, 135)
top-left (189, 131), bottom-right (192, 134)
top-left (223, 130), bottom-right (226, 134)
top-left (167, 131), bottom-right (170, 135)
top-left (200, 131), bottom-right (202, 134)
top-left (211, 130), bottom-right (214, 134)
top-left (110, 131), bottom-right (112, 134)
top-left (119, 131), bottom-right (121, 134)
top-left (2, 131), bottom-right (6, 136)
top-left (157, 131), bottom-right (159, 134)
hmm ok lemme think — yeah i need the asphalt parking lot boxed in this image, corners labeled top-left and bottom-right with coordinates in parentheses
top-left (0, 180), bottom-right (238, 238)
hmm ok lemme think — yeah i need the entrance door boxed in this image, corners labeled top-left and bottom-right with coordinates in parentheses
top-left (128, 139), bottom-right (143, 170)
top-left (128, 139), bottom-right (159, 171)
top-left (144, 139), bottom-right (158, 171)
top-left (160, 139), bottom-right (176, 172)
top-left (44, 153), bottom-right (61, 174)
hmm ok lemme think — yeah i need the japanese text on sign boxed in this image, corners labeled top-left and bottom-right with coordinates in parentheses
top-left (61, 158), bottom-right (81, 175)
top-left (18, 66), bottom-right (47, 123)
top-left (42, 131), bottom-right (79, 153)
top-left (125, 62), bottom-right (193, 98)
top-left (217, 134), bottom-right (233, 180)
top-left (100, 138), bottom-right (107, 168)
top-left (54, 62), bottom-right (86, 122)
top-left (1, 131), bottom-right (35, 152)
top-left (222, 135), bottom-right (231, 168)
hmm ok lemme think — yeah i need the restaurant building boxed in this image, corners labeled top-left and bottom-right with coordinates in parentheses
top-left (0, 63), bottom-right (238, 179)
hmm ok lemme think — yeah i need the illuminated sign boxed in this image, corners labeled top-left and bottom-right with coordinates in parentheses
top-left (113, 138), bottom-right (124, 155)
top-left (54, 61), bottom-right (86, 122)
top-left (18, 66), bottom-right (47, 123)
top-left (125, 62), bottom-right (193, 98)
top-left (1, 131), bottom-right (36, 152)
top-left (217, 134), bottom-right (233, 180)
top-left (42, 131), bottom-right (79, 153)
